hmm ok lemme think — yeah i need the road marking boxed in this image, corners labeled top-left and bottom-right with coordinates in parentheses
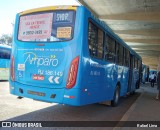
top-left (113, 90), bottom-right (144, 130)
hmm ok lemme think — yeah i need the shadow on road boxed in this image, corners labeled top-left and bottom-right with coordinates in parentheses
top-left (0, 80), bottom-right (9, 82)
top-left (4, 92), bottom-right (141, 122)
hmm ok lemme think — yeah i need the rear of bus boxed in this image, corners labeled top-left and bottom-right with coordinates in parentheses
top-left (9, 6), bottom-right (84, 106)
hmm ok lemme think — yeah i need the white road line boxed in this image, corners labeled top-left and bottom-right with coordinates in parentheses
top-left (113, 90), bottom-right (144, 130)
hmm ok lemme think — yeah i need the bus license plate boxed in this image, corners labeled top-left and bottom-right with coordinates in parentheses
top-left (28, 90), bottom-right (45, 97)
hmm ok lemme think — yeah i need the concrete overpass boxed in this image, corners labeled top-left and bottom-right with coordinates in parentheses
top-left (78, 0), bottom-right (160, 70)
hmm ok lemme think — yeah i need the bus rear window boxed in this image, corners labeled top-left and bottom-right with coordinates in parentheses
top-left (18, 10), bottom-right (75, 42)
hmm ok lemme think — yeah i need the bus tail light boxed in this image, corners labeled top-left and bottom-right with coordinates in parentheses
top-left (11, 56), bottom-right (15, 81)
top-left (66, 56), bottom-right (79, 89)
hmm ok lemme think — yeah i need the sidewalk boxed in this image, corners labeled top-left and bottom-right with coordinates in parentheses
top-left (115, 83), bottom-right (160, 129)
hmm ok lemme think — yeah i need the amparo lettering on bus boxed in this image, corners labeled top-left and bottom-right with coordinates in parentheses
top-left (23, 52), bottom-right (58, 67)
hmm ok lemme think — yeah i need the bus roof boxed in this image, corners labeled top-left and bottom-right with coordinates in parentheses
top-left (0, 44), bottom-right (11, 50)
top-left (19, 5), bottom-right (78, 15)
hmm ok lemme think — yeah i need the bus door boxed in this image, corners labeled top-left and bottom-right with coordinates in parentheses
top-left (128, 54), bottom-right (133, 93)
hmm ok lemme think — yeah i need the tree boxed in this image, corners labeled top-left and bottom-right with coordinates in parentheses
top-left (0, 34), bottom-right (12, 46)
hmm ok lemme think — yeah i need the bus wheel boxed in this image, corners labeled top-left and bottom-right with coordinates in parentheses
top-left (136, 81), bottom-right (140, 89)
top-left (111, 86), bottom-right (120, 107)
top-left (130, 91), bottom-right (135, 95)
top-left (17, 96), bottom-right (23, 99)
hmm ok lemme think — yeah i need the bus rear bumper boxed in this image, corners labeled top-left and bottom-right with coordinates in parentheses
top-left (9, 81), bottom-right (82, 106)
top-left (9, 81), bottom-right (65, 104)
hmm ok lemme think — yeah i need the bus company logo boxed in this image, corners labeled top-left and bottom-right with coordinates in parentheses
top-left (2, 122), bottom-right (11, 127)
top-left (23, 52), bottom-right (58, 67)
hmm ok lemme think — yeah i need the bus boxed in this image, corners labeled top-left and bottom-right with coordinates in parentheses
top-left (0, 44), bottom-right (11, 80)
top-left (10, 5), bottom-right (142, 106)
top-left (142, 64), bottom-right (149, 84)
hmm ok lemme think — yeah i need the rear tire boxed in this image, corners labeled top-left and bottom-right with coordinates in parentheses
top-left (136, 80), bottom-right (140, 89)
top-left (130, 91), bottom-right (135, 95)
top-left (17, 96), bottom-right (23, 99)
top-left (111, 86), bottom-right (120, 107)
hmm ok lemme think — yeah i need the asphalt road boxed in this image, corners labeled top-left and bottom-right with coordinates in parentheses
top-left (0, 81), bottom-right (141, 130)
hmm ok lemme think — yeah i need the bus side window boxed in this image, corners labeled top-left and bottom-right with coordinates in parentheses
top-left (97, 29), bottom-right (104, 59)
top-left (105, 35), bottom-right (115, 63)
top-left (124, 48), bottom-right (130, 67)
top-left (88, 21), bottom-right (104, 59)
top-left (104, 36), bottom-right (108, 60)
top-left (116, 43), bottom-right (123, 66)
top-left (133, 56), bottom-right (135, 69)
top-left (138, 59), bottom-right (141, 70)
top-left (88, 22), bottom-right (98, 57)
top-left (0, 49), bottom-right (2, 58)
top-left (0, 49), bottom-right (10, 59)
top-left (124, 48), bottom-right (126, 66)
top-left (134, 57), bottom-right (137, 69)
top-left (135, 57), bottom-right (138, 69)
top-left (0, 53), bottom-right (2, 59)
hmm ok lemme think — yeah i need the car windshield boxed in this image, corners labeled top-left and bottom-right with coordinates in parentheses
top-left (18, 10), bottom-right (75, 42)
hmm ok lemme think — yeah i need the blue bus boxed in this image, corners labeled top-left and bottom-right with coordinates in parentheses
top-left (0, 44), bottom-right (11, 80)
top-left (142, 64), bottom-right (149, 84)
top-left (10, 5), bottom-right (142, 106)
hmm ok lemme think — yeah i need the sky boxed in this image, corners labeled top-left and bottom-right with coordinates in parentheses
top-left (0, 0), bottom-right (80, 36)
